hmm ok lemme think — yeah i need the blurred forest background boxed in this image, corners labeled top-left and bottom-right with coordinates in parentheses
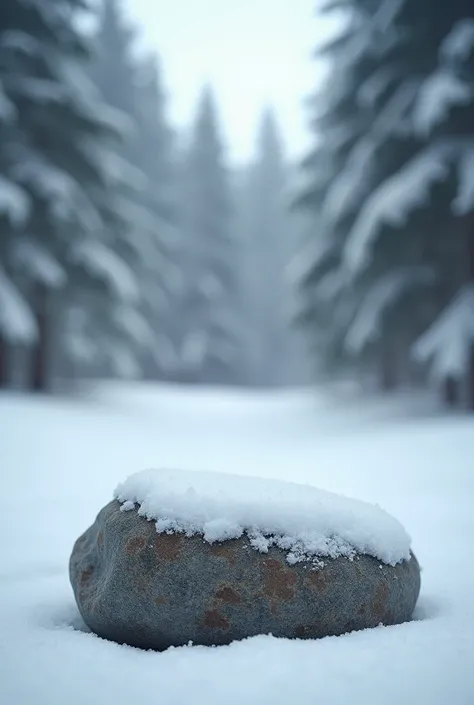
top-left (0, 0), bottom-right (473, 410)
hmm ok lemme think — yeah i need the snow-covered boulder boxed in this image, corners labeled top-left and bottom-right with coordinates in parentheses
top-left (69, 469), bottom-right (421, 649)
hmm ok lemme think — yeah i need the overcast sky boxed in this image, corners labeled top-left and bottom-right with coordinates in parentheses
top-left (123, 0), bottom-right (334, 165)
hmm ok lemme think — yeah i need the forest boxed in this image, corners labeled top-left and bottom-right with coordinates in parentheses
top-left (1, 0), bottom-right (473, 409)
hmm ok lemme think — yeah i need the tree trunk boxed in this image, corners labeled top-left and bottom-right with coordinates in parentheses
top-left (379, 340), bottom-right (399, 392)
top-left (30, 285), bottom-right (49, 393)
top-left (467, 224), bottom-right (474, 411)
top-left (442, 375), bottom-right (460, 408)
top-left (0, 335), bottom-right (7, 388)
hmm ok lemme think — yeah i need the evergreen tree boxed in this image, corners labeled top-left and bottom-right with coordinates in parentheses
top-left (0, 0), bottom-right (141, 390)
top-left (178, 85), bottom-right (238, 384)
top-left (298, 0), bottom-right (474, 407)
top-left (91, 0), bottom-right (182, 380)
top-left (240, 107), bottom-right (295, 386)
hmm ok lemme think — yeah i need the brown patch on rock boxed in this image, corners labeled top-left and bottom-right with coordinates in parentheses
top-left (203, 610), bottom-right (230, 630)
top-left (79, 565), bottom-right (94, 586)
top-left (308, 570), bottom-right (327, 591)
top-left (373, 582), bottom-right (389, 622)
top-left (262, 558), bottom-right (297, 602)
top-left (97, 531), bottom-right (104, 548)
top-left (125, 535), bottom-right (146, 555)
top-left (154, 596), bottom-right (169, 606)
top-left (294, 625), bottom-right (307, 638)
top-left (215, 586), bottom-right (241, 604)
top-left (154, 533), bottom-right (183, 562)
top-left (210, 543), bottom-right (236, 565)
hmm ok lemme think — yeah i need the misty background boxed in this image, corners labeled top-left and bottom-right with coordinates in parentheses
top-left (1, 0), bottom-right (474, 409)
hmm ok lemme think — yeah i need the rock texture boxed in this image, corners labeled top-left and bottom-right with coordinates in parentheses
top-left (70, 500), bottom-right (421, 650)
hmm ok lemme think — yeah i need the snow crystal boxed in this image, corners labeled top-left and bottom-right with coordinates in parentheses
top-left (413, 285), bottom-right (474, 380)
top-left (442, 19), bottom-right (474, 63)
top-left (344, 146), bottom-right (450, 274)
top-left (453, 147), bottom-right (474, 216)
top-left (114, 468), bottom-right (412, 566)
top-left (414, 71), bottom-right (472, 136)
top-left (0, 175), bottom-right (30, 226)
top-left (71, 241), bottom-right (139, 304)
top-left (0, 267), bottom-right (37, 343)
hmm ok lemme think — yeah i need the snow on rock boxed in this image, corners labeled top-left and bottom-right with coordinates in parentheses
top-left (114, 468), bottom-right (412, 566)
top-left (414, 70), bottom-right (472, 136)
top-left (413, 284), bottom-right (474, 380)
top-left (344, 146), bottom-right (450, 274)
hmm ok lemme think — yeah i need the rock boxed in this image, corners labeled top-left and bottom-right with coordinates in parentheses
top-left (70, 500), bottom-right (421, 650)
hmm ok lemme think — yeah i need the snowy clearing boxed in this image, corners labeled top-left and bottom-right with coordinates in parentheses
top-left (1, 383), bottom-right (474, 705)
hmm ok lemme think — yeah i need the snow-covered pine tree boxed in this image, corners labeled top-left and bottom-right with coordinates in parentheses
top-left (296, 1), bottom-right (393, 383)
top-left (0, 0), bottom-right (143, 390)
top-left (298, 0), bottom-right (474, 402)
top-left (338, 0), bottom-right (474, 405)
top-left (239, 107), bottom-right (294, 386)
top-left (178, 85), bottom-right (239, 384)
top-left (91, 0), bottom-right (181, 381)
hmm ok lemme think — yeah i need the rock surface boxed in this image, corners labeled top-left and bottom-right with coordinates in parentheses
top-left (70, 500), bottom-right (421, 650)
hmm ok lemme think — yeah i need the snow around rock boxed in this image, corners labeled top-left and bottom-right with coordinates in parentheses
top-left (114, 467), bottom-right (412, 566)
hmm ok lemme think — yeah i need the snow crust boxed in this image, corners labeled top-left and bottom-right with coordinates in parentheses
top-left (114, 468), bottom-right (411, 566)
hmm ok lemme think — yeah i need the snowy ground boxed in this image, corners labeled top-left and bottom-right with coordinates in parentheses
top-left (1, 382), bottom-right (473, 705)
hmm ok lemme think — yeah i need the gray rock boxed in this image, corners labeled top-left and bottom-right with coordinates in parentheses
top-left (70, 500), bottom-right (421, 650)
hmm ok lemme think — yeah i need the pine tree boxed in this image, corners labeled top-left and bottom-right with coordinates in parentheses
top-left (178, 85), bottom-right (238, 384)
top-left (240, 107), bottom-right (294, 386)
top-left (0, 0), bottom-right (144, 390)
top-left (298, 0), bottom-right (474, 406)
top-left (91, 0), bottom-right (181, 380)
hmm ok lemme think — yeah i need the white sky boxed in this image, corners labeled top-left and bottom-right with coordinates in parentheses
top-left (124, 0), bottom-right (333, 165)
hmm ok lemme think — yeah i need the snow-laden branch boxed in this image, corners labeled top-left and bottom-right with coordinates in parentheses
top-left (344, 145), bottom-right (452, 275)
top-left (413, 285), bottom-right (474, 379)
top-left (0, 266), bottom-right (37, 343)
top-left (71, 240), bottom-right (139, 304)
top-left (414, 70), bottom-right (472, 136)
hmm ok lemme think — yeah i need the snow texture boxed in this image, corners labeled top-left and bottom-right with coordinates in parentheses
top-left (0, 175), bottom-right (30, 226)
top-left (453, 147), bottom-right (474, 216)
top-left (414, 71), bottom-right (472, 136)
top-left (413, 285), bottom-right (474, 380)
top-left (344, 147), bottom-right (450, 274)
top-left (115, 467), bottom-right (411, 565)
top-left (0, 266), bottom-right (37, 343)
top-left (442, 19), bottom-right (474, 63)
top-left (71, 241), bottom-right (139, 304)
top-left (1, 384), bottom-right (474, 705)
